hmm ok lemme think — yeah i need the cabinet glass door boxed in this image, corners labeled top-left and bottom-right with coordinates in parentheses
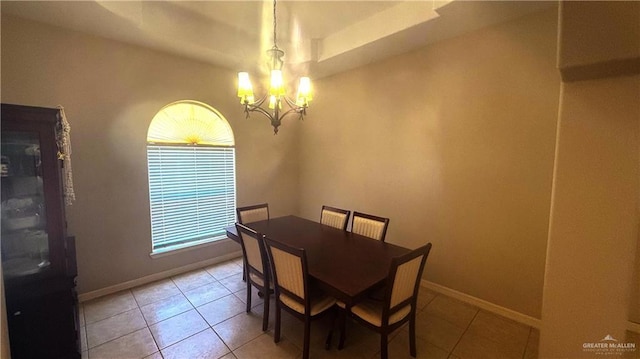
top-left (1, 131), bottom-right (51, 279)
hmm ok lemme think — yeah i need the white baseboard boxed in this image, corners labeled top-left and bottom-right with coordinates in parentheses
top-left (421, 279), bottom-right (542, 329)
top-left (78, 251), bottom-right (243, 302)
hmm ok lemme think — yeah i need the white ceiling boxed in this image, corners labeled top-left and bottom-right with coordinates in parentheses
top-left (1, 1), bottom-right (554, 79)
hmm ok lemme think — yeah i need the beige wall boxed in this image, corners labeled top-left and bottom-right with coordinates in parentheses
top-left (0, 14), bottom-right (300, 293)
top-left (540, 1), bottom-right (640, 356)
top-left (298, 8), bottom-right (560, 318)
top-left (540, 74), bottom-right (639, 358)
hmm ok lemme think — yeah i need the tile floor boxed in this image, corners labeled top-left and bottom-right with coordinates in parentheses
top-left (80, 257), bottom-right (545, 359)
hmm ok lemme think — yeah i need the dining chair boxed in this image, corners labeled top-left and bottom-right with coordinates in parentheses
top-left (351, 211), bottom-right (390, 242)
top-left (338, 243), bottom-right (432, 359)
top-left (237, 203), bottom-right (269, 224)
top-left (320, 205), bottom-right (351, 231)
top-left (236, 203), bottom-right (269, 282)
top-left (263, 236), bottom-right (337, 359)
top-left (235, 223), bottom-right (273, 331)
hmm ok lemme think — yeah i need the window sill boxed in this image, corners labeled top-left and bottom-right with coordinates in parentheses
top-left (149, 235), bottom-right (233, 259)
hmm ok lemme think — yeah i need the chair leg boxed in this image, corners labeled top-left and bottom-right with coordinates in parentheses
top-left (338, 308), bottom-right (347, 350)
top-left (262, 289), bottom-right (269, 331)
top-left (303, 319), bottom-right (311, 359)
top-left (245, 280), bottom-right (252, 313)
top-left (242, 258), bottom-right (247, 282)
top-left (380, 333), bottom-right (389, 359)
top-left (409, 314), bottom-right (417, 357)
top-left (274, 302), bottom-right (281, 343)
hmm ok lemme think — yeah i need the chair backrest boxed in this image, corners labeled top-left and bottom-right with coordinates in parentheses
top-left (235, 223), bottom-right (269, 279)
top-left (320, 205), bottom-right (351, 231)
top-left (237, 203), bottom-right (269, 224)
top-left (263, 237), bottom-right (309, 309)
top-left (384, 243), bottom-right (432, 320)
top-left (352, 211), bottom-right (390, 241)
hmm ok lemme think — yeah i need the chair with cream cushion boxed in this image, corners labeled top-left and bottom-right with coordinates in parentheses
top-left (237, 203), bottom-right (269, 224)
top-left (264, 237), bottom-right (337, 359)
top-left (339, 243), bottom-right (432, 359)
top-left (236, 203), bottom-right (269, 282)
top-left (351, 211), bottom-right (390, 242)
top-left (320, 205), bottom-right (351, 231)
top-left (235, 223), bottom-right (273, 331)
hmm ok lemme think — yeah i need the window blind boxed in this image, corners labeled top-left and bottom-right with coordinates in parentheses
top-left (147, 145), bottom-right (236, 252)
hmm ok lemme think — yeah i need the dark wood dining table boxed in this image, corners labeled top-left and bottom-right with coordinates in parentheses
top-left (225, 215), bottom-right (410, 306)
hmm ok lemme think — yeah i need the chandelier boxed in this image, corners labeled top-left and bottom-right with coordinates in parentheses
top-left (237, 0), bottom-right (312, 134)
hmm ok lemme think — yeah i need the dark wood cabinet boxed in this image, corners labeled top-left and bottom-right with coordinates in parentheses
top-left (1, 104), bottom-right (80, 359)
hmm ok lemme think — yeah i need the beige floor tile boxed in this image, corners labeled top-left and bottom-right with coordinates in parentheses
top-left (87, 308), bottom-right (147, 348)
top-left (171, 269), bottom-right (215, 292)
top-left (149, 309), bottom-right (209, 349)
top-left (306, 316), bottom-right (380, 359)
top-left (416, 289), bottom-right (437, 311)
top-left (414, 311), bottom-right (465, 352)
top-left (161, 328), bottom-right (230, 359)
top-left (132, 279), bottom-right (182, 307)
top-left (143, 352), bottom-right (163, 359)
top-left (453, 329), bottom-right (524, 359)
top-left (206, 260), bottom-right (243, 280)
top-left (84, 290), bottom-right (138, 324)
top-left (424, 295), bottom-right (478, 329)
top-left (465, 310), bottom-right (530, 351)
top-left (277, 308), bottom-right (334, 347)
top-left (231, 256), bottom-right (244, 267)
top-left (140, 293), bottom-right (194, 325)
top-left (197, 293), bottom-right (247, 326)
top-left (213, 310), bottom-right (268, 350)
top-left (234, 287), bottom-right (266, 308)
top-left (219, 273), bottom-right (246, 293)
top-left (234, 332), bottom-right (300, 359)
top-left (388, 329), bottom-right (449, 359)
top-left (183, 281), bottom-right (232, 307)
top-left (79, 265), bottom-right (550, 359)
top-left (89, 328), bottom-right (158, 359)
top-left (307, 347), bottom-right (370, 359)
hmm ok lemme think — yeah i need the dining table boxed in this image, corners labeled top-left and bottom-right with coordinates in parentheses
top-left (225, 215), bottom-right (410, 307)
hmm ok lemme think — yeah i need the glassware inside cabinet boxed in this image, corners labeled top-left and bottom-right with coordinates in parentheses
top-left (1, 131), bottom-right (51, 279)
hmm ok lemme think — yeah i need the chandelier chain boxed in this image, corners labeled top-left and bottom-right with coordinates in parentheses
top-left (273, 0), bottom-right (277, 48)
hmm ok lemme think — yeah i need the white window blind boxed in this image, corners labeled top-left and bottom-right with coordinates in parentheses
top-left (147, 145), bottom-right (236, 252)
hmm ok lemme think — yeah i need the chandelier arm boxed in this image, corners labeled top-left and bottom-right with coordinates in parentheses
top-left (282, 95), bottom-right (305, 110)
top-left (244, 104), bottom-right (275, 121)
top-left (245, 94), bottom-right (268, 108)
top-left (278, 106), bottom-right (307, 120)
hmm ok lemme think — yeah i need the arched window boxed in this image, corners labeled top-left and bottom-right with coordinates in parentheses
top-left (146, 100), bottom-right (236, 254)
